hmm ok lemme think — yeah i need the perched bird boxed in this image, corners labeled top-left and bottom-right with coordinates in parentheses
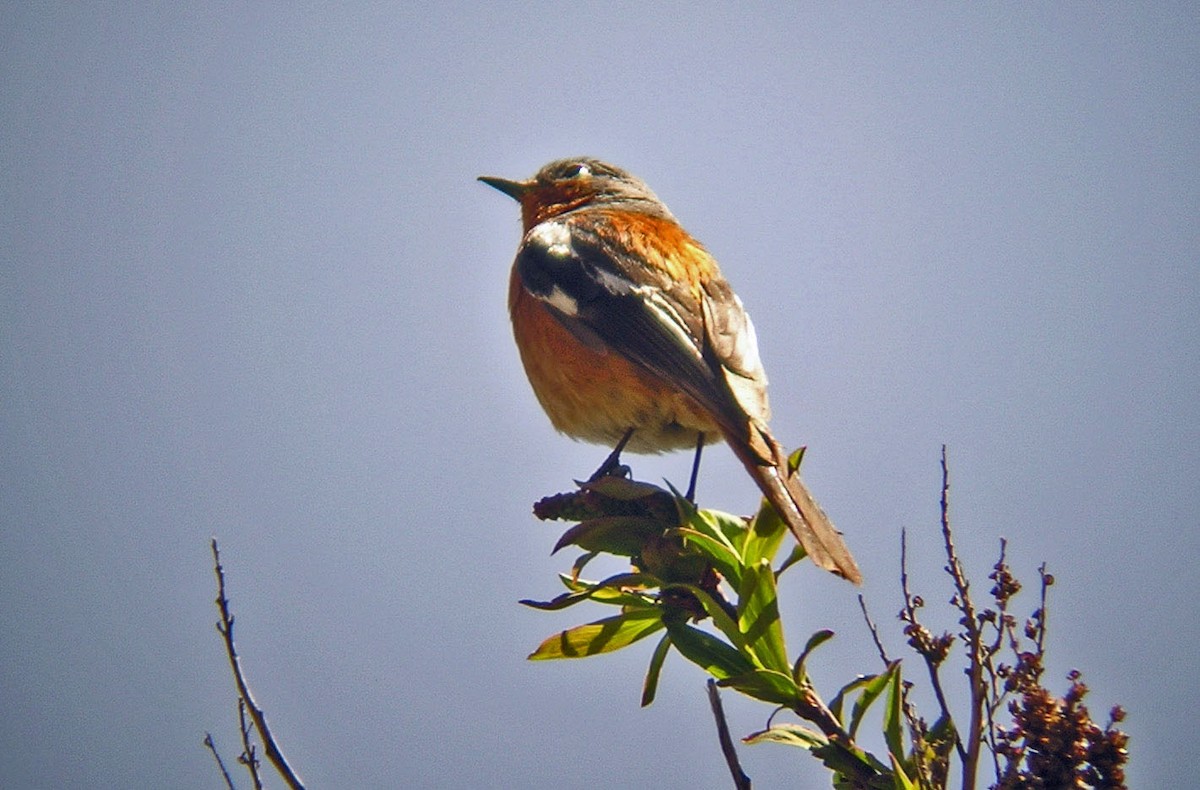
top-left (480, 158), bottom-right (860, 584)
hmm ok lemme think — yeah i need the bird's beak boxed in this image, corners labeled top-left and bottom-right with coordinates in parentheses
top-left (477, 175), bottom-right (530, 200)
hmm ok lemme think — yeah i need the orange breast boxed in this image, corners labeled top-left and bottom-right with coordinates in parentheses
top-left (508, 268), bottom-right (721, 454)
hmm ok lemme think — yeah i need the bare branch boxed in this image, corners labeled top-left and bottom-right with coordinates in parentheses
top-left (900, 527), bottom-right (966, 764)
top-left (203, 732), bottom-right (237, 790)
top-left (937, 446), bottom-right (986, 790)
top-left (212, 538), bottom-right (306, 790)
top-left (857, 594), bottom-right (890, 665)
top-left (237, 698), bottom-right (263, 790)
top-left (1035, 563), bottom-right (1052, 656)
top-left (706, 680), bottom-right (751, 790)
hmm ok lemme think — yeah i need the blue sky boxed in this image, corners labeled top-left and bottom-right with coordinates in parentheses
top-left (3, 5), bottom-right (1197, 787)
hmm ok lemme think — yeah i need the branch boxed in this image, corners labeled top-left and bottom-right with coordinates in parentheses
top-left (787, 687), bottom-right (883, 789)
top-left (211, 538), bottom-right (306, 790)
top-left (203, 732), bottom-right (236, 790)
top-left (979, 538), bottom-right (1023, 780)
top-left (860, 593), bottom-right (936, 781)
top-left (1035, 562), bottom-right (1052, 656)
top-left (937, 446), bottom-right (985, 790)
top-left (706, 680), bottom-right (751, 790)
top-left (790, 686), bottom-right (851, 745)
top-left (900, 527), bottom-right (966, 764)
top-left (237, 698), bottom-right (263, 790)
top-left (857, 594), bottom-right (890, 665)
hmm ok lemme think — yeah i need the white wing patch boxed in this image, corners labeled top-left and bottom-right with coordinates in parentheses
top-left (543, 285), bottom-right (580, 316)
top-left (527, 220), bottom-right (572, 258)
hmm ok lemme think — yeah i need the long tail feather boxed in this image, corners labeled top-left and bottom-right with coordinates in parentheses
top-left (728, 430), bottom-right (862, 584)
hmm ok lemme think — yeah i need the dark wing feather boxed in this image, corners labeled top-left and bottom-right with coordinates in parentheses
top-left (700, 277), bottom-right (771, 425)
top-left (515, 215), bottom-right (769, 439)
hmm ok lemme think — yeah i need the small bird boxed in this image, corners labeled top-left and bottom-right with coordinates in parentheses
top-left (480, 158), bottom-right (860, 584)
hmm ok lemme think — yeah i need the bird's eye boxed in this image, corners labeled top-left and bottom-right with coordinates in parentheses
top-left (565, 162), bottom-right (591, 179)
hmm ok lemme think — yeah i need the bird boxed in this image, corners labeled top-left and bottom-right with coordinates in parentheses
top-left (479, 157), bottom-right (861, 584)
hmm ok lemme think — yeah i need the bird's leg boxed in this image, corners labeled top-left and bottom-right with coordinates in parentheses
top-left (588, 427), bottom-right (636, 482)
top-left (686, 432), bottom-right (705, 501)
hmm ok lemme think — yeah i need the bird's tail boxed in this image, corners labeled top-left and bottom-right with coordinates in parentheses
top-left (728, 428), bottom-right (862, 585)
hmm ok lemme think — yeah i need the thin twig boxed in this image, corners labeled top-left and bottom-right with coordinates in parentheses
top-left (862, 592), bottom-right (939, 782)
top-left (237, 698), bottom-right (263, 790)
top-left (203, 732), bottom-right (237, 790)
top-left (706, 680), bottom-right (751, 790)
top-left (212, 538), bottom-right (306, 790)
top-left (862, 591), bottom-right (934, 774)
top-left (857, 594), bottom-right (890, 665)
top-left (937, 447), bottom-right (985, 790)
top-left (1035, 563), bottom-right (1051, 656)
top-left (900, 528), bottom-right (966, 763)
top-left (980, 538), bottom-right (1020, 780)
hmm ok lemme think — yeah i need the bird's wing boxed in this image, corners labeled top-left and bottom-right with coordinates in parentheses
top-left (514, 212), bottom-right (771, 443)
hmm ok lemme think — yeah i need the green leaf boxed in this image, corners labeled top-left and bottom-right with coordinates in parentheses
top-left (738, 559), bottom-right (789, 675)
top-left (786, 446), bottom-right (807, 475)
top-left (641, 634), bottom-right (672, 707)
top-left (675, 527), bottom-right (743, 588)
top-left (754, 727), bottom-right (889, 787)
top-left (743, 723), bottom-right (828, 749)
top-left (882, 661), bottom-right (905, 767)
top-left (528, 608), bottom-right (665, 660)
top-left (681, 504), bottom-right (745, 554)
top-left (582, 475), bottom-right (672, 501)
top-left (743, 498), bottom-right (787, 569)
top-left (522, 572), bottom-right (658, 610)
top-left (662, 620), bottom-right (754, 680)
top-left (571, 551), bottom-right (599, 579)
top-left (720, 667), bottom-right (803, 706)
top-left (829, 674), bottom-right (873, 725)
top-left (706, 509), bottom-right (753, 551)
top-left (558, 573), bottom-right (591, 592)
top-left (775, 543), bottom-right (809, 578)
top-left (664, 480), bottom-right (698, 520)
top-left (519, 592), bottom-right (597, 611)
top-left (586, 587), bottom-right (656, 606)
top-left (665, 584), bottom-right (745, 652)
top-left (889, 753), bottom-right (917, 790)
top-left (558, 573), bottom-right (661, 600)
top-left (811, 741), bottom-right (885, 787)
top-left (793, 629), bottom-right (835, 684)
top-left (552, 515), bottom-right (662, 556)
top-left (848, 664), bottom-right (898, 739)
